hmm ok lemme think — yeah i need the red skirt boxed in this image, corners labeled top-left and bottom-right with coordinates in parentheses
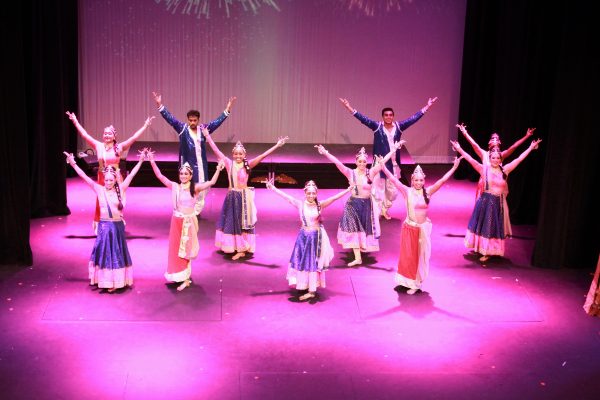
top-left (165, 214), bottom-right (198, 282)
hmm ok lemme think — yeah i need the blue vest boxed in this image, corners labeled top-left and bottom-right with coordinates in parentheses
top-left (353, 109), bottom-right (424, 177)
top-left (159, 105), bottom-right (228, 183)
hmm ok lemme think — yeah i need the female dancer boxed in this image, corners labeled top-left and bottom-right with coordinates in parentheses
top-left (148, 150), bottom-right (225, 291)
top-left (203, 127), bottom-right (288, 260)
top-left (63, 148), bottom-right (147, 292)
top-left (314, 141), bottom-right (404, 266)
top-left (451, 138), bottom-right (542, 263)
top-left (266, 179), bottom-right (353, 301)
top-left (456, 123), bottom-right (535, 236)
top-left (65, 111), bottom-right (155, 230)
top-left (381, 156), bottom-right (462, 294)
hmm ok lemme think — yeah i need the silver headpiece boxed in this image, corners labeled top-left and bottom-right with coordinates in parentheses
top-left (232, 141), bottom-right (246, 153)
top-left (411, 165), bottom-right (425, 179)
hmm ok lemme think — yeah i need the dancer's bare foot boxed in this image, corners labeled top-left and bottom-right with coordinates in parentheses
top-left (107, 287), bottom-right (117, 293)
top-left (177, 279), bottom-right (191, 291)
top-left (380, 209), bottom-right (391, 220)
top-left (479, 255), bottom-right (490, 262)
top-left (406, 288), bottom-right (418, 295)
top-left (232, 252), bottom-right (246, 260)
top-left (299, 292), bottom-right (316, 301)
top-left (347, 259), bottom-right (362, 267)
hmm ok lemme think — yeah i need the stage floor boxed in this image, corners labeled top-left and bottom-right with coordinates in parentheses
top-left (1, 178), bottom-right (598, 399)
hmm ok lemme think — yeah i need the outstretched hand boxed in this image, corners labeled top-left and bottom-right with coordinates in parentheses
top-left (339, 97), bottom-right (353, 112)
top-left (144, 116), bottom-right (156, 127)
top-left (276, 136), bottom-right (289, 147)
top-left (530, 138), bottom-right (542, 149)
top-left (526, 127), bottom-right (536, 137)
top-left (65, 111), bottom-right (77, 123)
top-left (152, 91), bottom-right (162, 107)
top-left (226, 96), bottom-right (237, 113)
top-left (427, 97), bottom-right (438, 107)
top-left (263, 171), bottom-right (275, 189)
top-left (138, 147), bottom-right (154, 161)
top-left (393, 140), bottom-right (406, 150)
top-left (456, 123), bottom-right (467, 134)
top-left (63, 151), bottom-right (75, 165)
top-left (450, 140), bottom-right (461, 151)
top-left (453, 155), bottom-right (463, 168)
top-left (314, 144), bottom-right (328, 155)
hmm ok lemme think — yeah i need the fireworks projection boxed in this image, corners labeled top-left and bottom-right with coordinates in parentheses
top-left (156, 0), bottom-right (281, 18)
top-left (340, 0), bottom-right (410, 16)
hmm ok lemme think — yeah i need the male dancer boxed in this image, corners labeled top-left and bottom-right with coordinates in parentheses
top-left (339, 97), bottom-right (437, 219)
top-left (152, 91), bottom-right (236, 213)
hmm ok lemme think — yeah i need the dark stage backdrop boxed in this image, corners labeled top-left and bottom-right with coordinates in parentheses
top-left (457, 1), bottom-right (597, 268)
top-left (0, 0), bottom-right (78, 266)
top-left (1, 0), bottom-right (596, 269)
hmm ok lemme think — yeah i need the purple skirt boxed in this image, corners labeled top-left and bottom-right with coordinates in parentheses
top-left (467, 192), bottom-right (505, 240)
top-left (289, 229), bottom-right (322, 272)
top-left (216, 190), bottom-right (255, 236)
top-left (339, 196), bottom-right (375, 236)
top-left (90, 220), bottom-right (132, 269)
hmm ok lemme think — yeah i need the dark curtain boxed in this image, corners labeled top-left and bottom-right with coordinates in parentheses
top-left (458, 0), bottom-right (598, 268)
top-left (27, 0), bottom-right (79, 217)
top-left (0, 1), bottom-right (32, 266)
top-left (0, 0), bottom-right (78, 266)
top-left (531, 5), bottom-right (597, 268)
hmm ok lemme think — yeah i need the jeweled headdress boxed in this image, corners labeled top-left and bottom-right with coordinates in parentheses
top-left (304, 180), bottom-right (318, 191)
top-left (232, 141), bottom-right (246, 153)
top-left (411, 165), bottom-right (426, 179)
top-left (179, 162), bottom-right (193, 174)
top-left (355, 147), bottom-right (368, 161)
top-left (488, 133), bottom-right (501, 148)
top-left (106, 125), bottom-right (117, 137)
top-left (102, 165), bottom-right (118, 177)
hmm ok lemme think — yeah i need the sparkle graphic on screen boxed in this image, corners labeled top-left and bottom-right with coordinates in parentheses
top-left (341, 0), bottom-right (411, 16)
top-left (156, 0), bottom-right (281, 19)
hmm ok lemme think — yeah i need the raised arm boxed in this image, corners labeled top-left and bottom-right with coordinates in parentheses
top-left (450, 140), bottom-right (482, 174)
top-left (380, 162), bottom-right (408, 198)
top-left (248, 136), bottom-right (288, 169)
top-left (65, 111), bottom-right (101, 148)
top-left (152, 91), bottom-right (185, 133)
top-left (201, 96), bottom-right (236, 134)
top-left (339, 97), bottom-right (355, 114)
top-left (320, 186), bottom-right (353, 209)
top-left (225, 96), bottom-right (237, 114)
top-left (121, 153), bottom-right (146, 190)
top-left (64, 151), bottom-right (97, 188)
top-left (501, 127), bottom-right (535, 160)
top-left (152, 91), bottom-right (162, 109)
top-left (202, 127), bottom-right (228, 162)
top-left (119, 116), bottom-right (155, 150)
top-left (456, 123), bottom-right (484, 159)
top-left (314, 145), bottom-right (351, 178)
top-left (265, 180), bottom-right (300, 208)
top-left (421, 97), bottom-right (438, 114)
top-left (426, 156), bottom-right (463, 196)
top-left (502, 139), bottom-right (542, 174)
top-left (396, 97), bottom-right (436, 131)
top-left (340, 97), bottom-right (380, 130)
top-left (147, 150), bottom-right (173, 189)
top-left (369, 140), bottom-right (405, 178)
top-left (195, 159), bottom-right (225, 192)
